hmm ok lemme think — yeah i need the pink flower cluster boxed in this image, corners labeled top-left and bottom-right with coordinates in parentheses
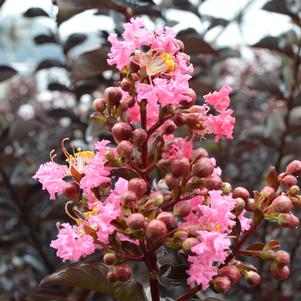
top-left (185, 191), bottom-right (251, 288)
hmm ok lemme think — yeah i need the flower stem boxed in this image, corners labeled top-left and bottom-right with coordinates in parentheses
top-left (175, 285), bottom-right (201, 301)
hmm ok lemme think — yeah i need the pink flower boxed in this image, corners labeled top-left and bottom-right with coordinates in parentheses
top-left (205, 109), bottom-right (236, 142)
top-left (198, 190), bottom-right (236, 233)
top-left (136, 82), bottom-right (158, 104)
top-left (187, 231), bottom-right (231, 288)
top-left (239, 209), bottom-right (252, 232)
top-left (50, 223), bottom-right (95, 262)
top-left (163, 137), bottom-right (192, 160)
top-left (152, 26), bottom-right (178, 54)
top-left (33, 162), bottom-right (68, 200)
top-left (204, 84), bottom-right (232, 112)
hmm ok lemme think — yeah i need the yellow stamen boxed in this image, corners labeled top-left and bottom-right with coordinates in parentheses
top-left (215, 224), bottom-right (221, 232)
top-left (162, 52), bottom-right (176, 70)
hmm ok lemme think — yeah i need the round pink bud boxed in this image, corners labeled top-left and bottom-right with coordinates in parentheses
top-left (171, 158), bottom-right (190, 177)
top-left (278, 213), bottom-right (299, 228)
top-left (113, 264), bottom-right (132, 282)
top-left (93, 98), bottom-right (106, 112)
top-left (120, 78), bottom-right (131, 91)
top-left (163, 120), bottom-right (177, 135)
top-left (117, 140), bottom-right (134, 158)
top-left (112, 123), bottom-right (132, 142)
top-left (222, 182), bottom-right (232, 195)
top-left (268, 195), bottom-right (293, 214)
top-left (121, 191), bottom-right (136, 208)
top-left (246, 198), bottom-right (255, 212)
top-left (281, 175), bottom-right (298, 187)
top-left (128, 178), bottom-right (147, 198)
top-left (157, 212), bottom-right (176, 228)
top-left (204, 175), bottom-right (223, 190)
top-left (192, 148), bottom-right (209, 162)
top-left (213, 276), bottom-right (232, 294)
top-left (173, 112), bottom-right (187, 126)
top-left (107, 270), bottom-right (117, 282)
top-left (245, 271), bottom-right (261, 286)
top-left (274, 251), bottom-right (290, 266)
top-left (63, 182), bottom-right (80, 201)
top-left (260, 186), bottom-right (275, 198)
top-left (165, 173), bottom-right (180, 190)
top-left (146, 220), bottom-right (167, 241)
top-left (127, 213), bottom-right (145, 230)
top-left (232, 187), bottom-right (250, 201)
top-left (173, 201), bottom-right (191, 218)
top-left (104, 87), bottom-right (122, 106)
top-left (271, 262), bottom-right (290, 280)
top-left (291, 195), bottom-right (301, 208)
top-left (234, 197), bottom-right (246, 216)
top-left (219, 265), bottom-right (241, 285)
top-left (132, 128), bottom-right (147, 146)
top-left (182, 237), bottom-right (199, 254)
top-left (286, 160), bottom-right (301, 176)
top-left (103, 252), bottom-right (117, 265)
top-left (192, 157), bottom-right (214, 178)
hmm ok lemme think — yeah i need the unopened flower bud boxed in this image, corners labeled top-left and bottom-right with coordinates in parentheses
top-left (171, 158), bottom-right (190, 177)
top-left (244, 271), bottom-right (261, 286)
top-left (146, 220), bottom-right (167, 241)
top-left (260, 186), bottom-right (275, 198)
top-left (104, 87), bottom-right (122, 106)
top-left (192, 157), bottom-right (214, 178)
top-left (113, 264), bottom-right (132, 282)
top-left (192, 148), bottom-right (208, 162)
top-left (121, 191), bottom-right (136, 208)
top-left (143, 192), bottom-right (164, 208)
top-left (219, 265), bottom-right (241, 285)
top-left (127, 213), bottom-right (145, 230)
top-left (267, 195), bottom-right (293, 214)
top-left (117, 140), bottom-right (134, 158)
top-left (128, 178), bottom-right (147, 198)
top-left (213, 276), bottom-right (232, 294)
top-left (281, 175), bottom-right (298, 187)
top-left (181, 88), bottom-right (197, 106)
top-left (120, 78), bottom-right (131, 91)
top-left (222, 182), bottom-right (232, 195)
top-left (291, 195), bottom-right (301, 208)
top-left (182, 237), bottom-right (199, 254)
top-left (181, 224), bottom-right (198, 236)
top-left (246, 198), bottom-right (255, 212)
top-left (132, 128), bottom-right (147, 146)
top-left (204, 175), bottom-right (223, 190)
top-left (289, 185), bottom-right (300, 196)
top-left (157, 159), bottom-right (171, 170)
top-left (165, 173), bottom-right (180, 190)
top-left (271, 262), bottom-right (290, 280)
top-left (157, 212), bottom-right (176, 228)
top-left (278, 213), bottom-right (299, 228)
top-left (286, 160), bottom-right (301, 176)
top-left (163, 120), bottom-right (177, 135)
top-left (107, 270), bottom-right (117, 282)
top-left (234, 197), bottom-right (246, 216)
top-left (103, 252), bottom-right (117, 265)
top-left (173, 112), bottom-right (187, 126)
top-left (63, 182), bottom-right (80, 201)
top-left (174, 201), bottom-right (191, 217)
top-left (93, 98), bottom-right (106, 112)
top-left (112, 123), bottom-right (132, 142)
top-left (232, 187), bottom-right (250, 201)
top-left (274, 251), bottom-right (290, 266)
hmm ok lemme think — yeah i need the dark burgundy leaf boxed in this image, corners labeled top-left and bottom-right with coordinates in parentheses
top-left (36, 59), bottom-right (66, 71)
top-left (262, 0), bottom-right (299, 21)
top-left (40, 260), bottom-right (147, 301)
top-left (34, 33), bottom-right (58, 45)
top-left (48, 82), bottom-right (71, 92)
top-left (159, 264), bottom-right (189, 286)
top-left (23, 7), bottom-right (50, 18)
top-left (63, 33), bottom-right (87, 53)
top-left (0, 65), bottom-right (17, 82)
top-left (266, 167), bottom-right (279, 190)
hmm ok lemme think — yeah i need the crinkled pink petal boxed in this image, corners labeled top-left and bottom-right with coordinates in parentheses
top-left (33, 161), bottom-right (68, 200)
top-left (204, 84), bottom-right (232, 112)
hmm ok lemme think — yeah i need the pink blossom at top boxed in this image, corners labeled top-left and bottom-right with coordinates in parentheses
top-left (50, 223), bottom-right (95, 262)
top-left (151, 26), bottom-right (178, 54)
top-left (205, 109), bottom-right (236, 142)
top-left (204, 84), bottom-right (232, 112)
top-left (187, 231), bottom-right (231, 288)
top-left (33, 161), bottom-right (68, 200)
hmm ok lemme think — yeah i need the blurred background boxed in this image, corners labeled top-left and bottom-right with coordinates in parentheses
top-left (0, 0), bottom-right (301, 300)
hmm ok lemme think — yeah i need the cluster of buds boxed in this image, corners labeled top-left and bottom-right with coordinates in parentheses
top-left (33, 18), bottom-right (301, 301)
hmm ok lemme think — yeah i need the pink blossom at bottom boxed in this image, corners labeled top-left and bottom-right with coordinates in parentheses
top-left (50, 223), bottom-right (95, 262)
